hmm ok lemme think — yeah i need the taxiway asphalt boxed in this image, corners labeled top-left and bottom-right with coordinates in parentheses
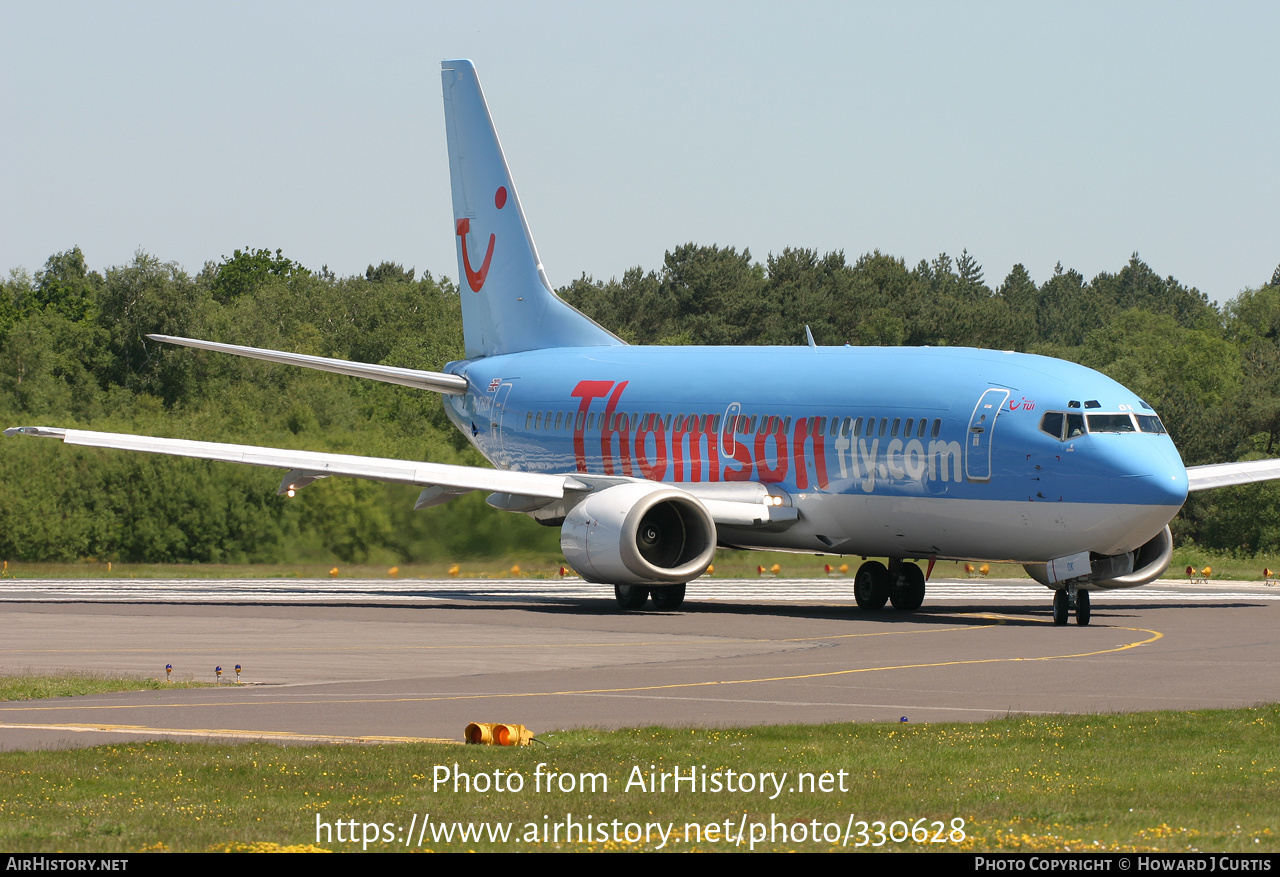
top-left (1, 577), bottom-right (1277, 749)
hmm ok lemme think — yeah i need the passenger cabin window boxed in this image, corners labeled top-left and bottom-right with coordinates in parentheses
top-left (916, 419), bottom-right (927, 438)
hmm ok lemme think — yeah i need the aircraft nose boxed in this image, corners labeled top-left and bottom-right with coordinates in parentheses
top-left (1114, 439), bottom-right (1189, 508)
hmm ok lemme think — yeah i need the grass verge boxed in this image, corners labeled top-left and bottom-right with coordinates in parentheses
top-left (1, 707), bottom-right (1276, 853)
top-left (0, 555), bottom-right (1030, 581)
top-left (0, 671), bottom-right (208, 701)
top-left (6, 549), bottom-right (1280, 582)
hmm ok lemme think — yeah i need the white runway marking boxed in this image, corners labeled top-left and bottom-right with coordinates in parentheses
top-left (1, 578), bottom-right (1277, 605)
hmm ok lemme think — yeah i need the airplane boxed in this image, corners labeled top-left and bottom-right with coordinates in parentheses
top-left (8, 59), bottom-right (1280, 626)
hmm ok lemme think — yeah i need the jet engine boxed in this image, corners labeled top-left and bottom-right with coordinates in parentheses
top-left (1024, 525), bottom-right (1173, 590)
top-left (560, 483), bottom-right (717, 585)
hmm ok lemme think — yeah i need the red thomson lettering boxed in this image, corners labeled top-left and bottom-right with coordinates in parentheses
top-left (600, 381), bottom-right (633, 476)
top-left (634, 413), bottom-right (668, 481)
top-left (754, 418), bottom-right (789, 483)
top-left (672, 414), bottom-right (719, 482)
top-left (792, 417), bottom-right (830, 490)
top-left (571, 380), bottom-right (615, 472)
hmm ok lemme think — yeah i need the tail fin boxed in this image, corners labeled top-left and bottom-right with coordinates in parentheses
top-left (441, 59), bottom-right (621, 359)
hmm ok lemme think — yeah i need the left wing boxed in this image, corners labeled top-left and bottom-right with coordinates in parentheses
top-left (1187, 459), bottom-right (1280, 492)
top-left (4, 426), bottom-right (583, 505)
top-left (3, 426), bottom-right (797, 528)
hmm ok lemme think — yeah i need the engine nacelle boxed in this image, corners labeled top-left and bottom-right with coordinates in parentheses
top-left (1024, 525), bottom-right (1174, 590)
top-left (560, 483), bottom-right (717, 585)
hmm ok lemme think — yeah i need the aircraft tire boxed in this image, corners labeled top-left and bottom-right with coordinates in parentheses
top-left (614, 585), bottom-right (650, 610)
top-left (854, 561), bottom-right (891, 611)
top-left (650, 583), bottom-right (686, 611)
top-left (1052, 589), bottom-right (1069, 625)
top-left (1076, 590), bottom-right (1091, 626)
top-left (890, 563), bottom-right (927, 611)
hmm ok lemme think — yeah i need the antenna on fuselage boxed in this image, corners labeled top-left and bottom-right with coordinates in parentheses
top-left (804, 325), bottom-right (817, 349)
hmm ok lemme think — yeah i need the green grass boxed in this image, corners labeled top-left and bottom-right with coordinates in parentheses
top-left (1, 707), bottom-right (1276, 853)
top-left (0, 554), bottom-right (1029, 581)
top-left (7, 549), bottom-right (1280, 582)
top-left (0, 671), bottom-right (208, 701)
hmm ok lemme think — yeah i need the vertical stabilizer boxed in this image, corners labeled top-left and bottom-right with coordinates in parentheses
top-left (441, 60), bottom-right (621, 359)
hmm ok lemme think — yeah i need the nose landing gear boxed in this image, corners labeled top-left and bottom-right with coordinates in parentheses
top-left (1052, 585), bottom-right (1091, 626)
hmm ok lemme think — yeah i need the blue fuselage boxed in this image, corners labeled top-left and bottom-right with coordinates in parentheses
top-left (443, 345), bottom-right (1188, 563)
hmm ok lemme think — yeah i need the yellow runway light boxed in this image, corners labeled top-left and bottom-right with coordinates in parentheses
top-left (465, 722), bottom-right (534, 746)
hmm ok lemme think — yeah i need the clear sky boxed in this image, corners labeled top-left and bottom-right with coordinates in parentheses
top-left (2, 1), bottom-right (1276, 303)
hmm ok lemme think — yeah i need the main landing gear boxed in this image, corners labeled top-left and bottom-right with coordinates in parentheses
top-left (854, 559), bottom-right (926, 612)
top-left (1052, 585), bottom-right (1091, 626)
top-left (613, 583), bottom-right (686, 611)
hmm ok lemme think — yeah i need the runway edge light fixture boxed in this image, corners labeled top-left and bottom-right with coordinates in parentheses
top-left (465, 722), bottom-right (534, 746)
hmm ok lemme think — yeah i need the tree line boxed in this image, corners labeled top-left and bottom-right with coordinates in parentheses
top-left (2, 244), bottom-right (1278, 563)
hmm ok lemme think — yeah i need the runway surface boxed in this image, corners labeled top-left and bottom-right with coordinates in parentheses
top-left (2, 576), bottom-right (1278, 749)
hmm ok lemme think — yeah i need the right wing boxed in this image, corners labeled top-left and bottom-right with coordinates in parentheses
top-left (146, 334), bottom-right (468, 395)
top-left (1186, 459), bottom-right (1280, 492)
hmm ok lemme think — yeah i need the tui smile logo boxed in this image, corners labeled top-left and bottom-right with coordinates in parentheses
top-left (457, 186), bottom-right (507, 292)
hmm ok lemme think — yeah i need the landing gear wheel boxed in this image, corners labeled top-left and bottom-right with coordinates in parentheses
top-left (614, 584), bottom-right (649, 610)
top-left (890, 563), bottom-right (927, 611)
top-left (1075, 590), bottom-right (1091, 626)
top-left (854, 561), bottom-right (890, 611)
top-left (650, 583), bottom-right (686, 610)
top-left (1052, 590), bottom-right (1069, 626)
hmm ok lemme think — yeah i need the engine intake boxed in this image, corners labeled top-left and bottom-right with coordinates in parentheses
top-left (560, 483), bottom-right (716, 585)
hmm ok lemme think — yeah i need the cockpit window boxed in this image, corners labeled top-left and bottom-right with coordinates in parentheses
top-left (1040, 411), bottom-right (1087, 440)
top-left (1087, 413), bottom-right (1136, 433)
top-left (1135, 414), bottom-right (1167, 435)
top-left (1039, 412), bottom-right (1065, 440)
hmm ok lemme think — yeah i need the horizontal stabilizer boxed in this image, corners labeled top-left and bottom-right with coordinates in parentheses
top-left (4, 426), bottom-right (574, 501)
top-left (147, 334), bottom-right (468, 395)
top-left (1186, 458), bottom-right (1280, 491)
